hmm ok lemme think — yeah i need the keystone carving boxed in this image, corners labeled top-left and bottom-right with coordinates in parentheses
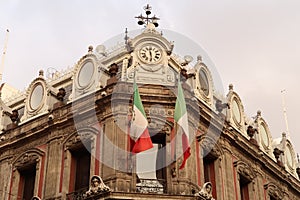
top-left (264, 182), bottom-right (284, 200)
top-left (233, 160), bottom-right (256, 181)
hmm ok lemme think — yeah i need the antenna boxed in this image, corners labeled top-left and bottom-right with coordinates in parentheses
top-left (0, 29), bottom-right (9, 82)
top-left (281, 89), bottom-right (290, 139)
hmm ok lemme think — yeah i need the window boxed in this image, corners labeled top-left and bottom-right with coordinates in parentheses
top-left (203, 154), bottom-right (217, 199)
top-left (153, 134), bottom-right (166, 183)
top-left (14, 150), bottom-right (44, 200)
top-left (264, 182), bottom-right (284, 200)
top-left (239, 175), bottom-right (250, 200)
top-left (269, 196), bottom-right (276, 200)
top-left (19, 165), bottom-right (36, 200)
top-left (234, 161), bottom-right (255, 200)
top-left (136, 132), bottom-right (166, 193)
top-left (70, 147), bottom-right (91, 192)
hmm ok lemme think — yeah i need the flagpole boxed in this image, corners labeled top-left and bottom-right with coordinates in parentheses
top-left (128, 66), bottom-right (136, 174)
top-left (175, 69), bottom-right (181, 162)
top-left (173, 70), bottom-right (180, 167)
top-left (175, 70), bottom-right (180, 162)
top-left (132, 66), bottom-right (136, 120)
top-left (130, 65), bottom-right (137, 172)
top-left (174, 68), bottom-right (191, 169)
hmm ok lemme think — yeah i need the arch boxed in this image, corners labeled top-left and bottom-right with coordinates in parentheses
top-left (63, 126), bottom-right (100, 151)
top-left (197, 134), bottom-right (224, 159)
top-left (226, 85), bottom-right (246, 135)
top-left (21, 74), bottom-right (53, 122)
top-left (194, 61), bottom-right (214, 106)
top-left (233, 160), bottom-right (256, 182)
top-left (284, 140), bottom-right (297, 173)
top-left (71, 52), bottom-right (108, 100)
top-left (255, 112), bottom-right (273, 154)
top-left (11, 148), bottom-right (46, 199)
top-left (13, 148), bottom-right (45, 169)
top-left (147, 115), bottom-right (174, 136)
top-left (264, 182), bottom-right (285, 200)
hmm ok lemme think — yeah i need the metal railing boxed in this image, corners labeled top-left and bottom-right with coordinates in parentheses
top-left (66, 187), bottom-right (88, 200)
top-left (136, 178), bottom-right (166, 194)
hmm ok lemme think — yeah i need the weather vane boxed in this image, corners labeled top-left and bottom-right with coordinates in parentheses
top-left (135, 4), bottom-right (159, 27)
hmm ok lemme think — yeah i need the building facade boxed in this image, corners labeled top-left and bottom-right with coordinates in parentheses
top-left (0, 6), bottom-right (299, 200)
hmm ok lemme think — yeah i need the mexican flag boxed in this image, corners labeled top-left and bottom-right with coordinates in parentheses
top-left (174, 81), bottom-right (191, 169)
top-left (130, 81), bottom-right (153, 153)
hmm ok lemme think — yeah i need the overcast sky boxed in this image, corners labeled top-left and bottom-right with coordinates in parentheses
top-left (0, 1), bottom-right (300, 159)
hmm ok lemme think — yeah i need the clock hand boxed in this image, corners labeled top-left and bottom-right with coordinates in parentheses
top-left (149, 50), bottom-right (152, 61)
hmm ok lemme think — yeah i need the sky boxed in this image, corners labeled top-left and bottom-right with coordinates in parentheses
top-left (0, 1), bottom-right (300, 159)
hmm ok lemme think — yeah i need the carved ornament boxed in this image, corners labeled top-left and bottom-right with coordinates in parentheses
top-left (13, 148), bottom-right (44, 170)
top-left (198, 134), bottom-right (223, 159)
top-left (233, 160), bottom-right (256, 181)
top-left (264, 182), bottom-right (284, 200)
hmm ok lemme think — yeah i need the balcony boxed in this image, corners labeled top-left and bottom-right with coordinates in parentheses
top-left (66, 187), bottom-right (88, 200)
top-left (136, 178), bottom-right (166, 194)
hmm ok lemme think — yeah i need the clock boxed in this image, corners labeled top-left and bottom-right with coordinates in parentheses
top-left (139, 45), bottom-right (162, 64)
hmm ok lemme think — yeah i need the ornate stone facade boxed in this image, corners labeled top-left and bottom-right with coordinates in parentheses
top-left (0, 5), bottom-right (299, 200)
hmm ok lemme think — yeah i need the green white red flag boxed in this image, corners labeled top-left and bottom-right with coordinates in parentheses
top-left (174, 81), bottom-right (191, 169)
top-left (130, 81), bottom-right (153, 153)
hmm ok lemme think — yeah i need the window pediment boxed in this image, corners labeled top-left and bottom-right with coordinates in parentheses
top-left (233, 160), bottom-right (256, 182)
top-left (264, 182), bottom-right (284, 200)
top-left (197, 134), bottom-right (223, 159)
top-left (64, 127), bottom-right (98, 151)
top-left (13, 148), bottom-right (44, 170)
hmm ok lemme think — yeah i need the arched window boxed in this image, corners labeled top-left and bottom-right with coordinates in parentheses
top-left (233, 160), bottom-right (256, 200)
top-left (62, 128), bottom-right (98, 199)
top-left (12, 148), bottom-right (45, 200)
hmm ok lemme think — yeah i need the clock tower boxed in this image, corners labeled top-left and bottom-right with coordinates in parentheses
top-left (126, 22), bottom-right (175, 85)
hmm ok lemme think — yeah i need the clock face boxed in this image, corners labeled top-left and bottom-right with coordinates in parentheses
top-left (139, 45), bottom-right (162, 64)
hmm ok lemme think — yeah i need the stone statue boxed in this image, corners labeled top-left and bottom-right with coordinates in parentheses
top-left (56, 88), bottom-right (66, 101)
top-left (85, 175), bottom-right (110, 196)
top-left (196, 182), bottom-right (215, 200)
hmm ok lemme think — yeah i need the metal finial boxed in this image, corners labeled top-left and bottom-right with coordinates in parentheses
top-left (257, 110), bottom-right (261, 116)
top-left (297, 153), bottom-right (300, 163)
top-left (135, 4), bottom-right (160, 27)
top-left (39, 70), bottom-right (44, 77)
top-left (124, 28), bottom-right (128, 44)
top-left (88, 45), bottom-right (93, 52)
top-left (197, 55), bottom-right (203, 62)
